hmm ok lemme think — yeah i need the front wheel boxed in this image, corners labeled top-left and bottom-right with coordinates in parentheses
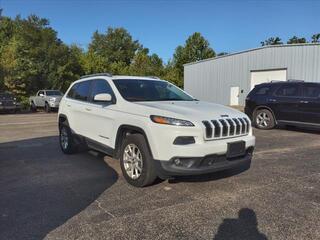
top-left (45, 102), bottom-right (51, 113)
top-left (120, 134), bottom-right (157, 187)
top-left (30, 102), bottom-right (37, 112)
top-left (59, 124), bottom-right (76, 154)
top-left (254, 109), bottom-right (275, 129)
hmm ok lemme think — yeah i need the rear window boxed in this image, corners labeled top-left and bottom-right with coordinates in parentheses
top-left (302, 85), bottom-right (320, 98)
top-left (275, 84), bottom-right (300, 97)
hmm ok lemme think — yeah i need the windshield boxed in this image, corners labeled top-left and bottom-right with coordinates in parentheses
top-left (113, 79), bottom-right (194, 102)
top-left (46, 90), bottom-right (63, 96)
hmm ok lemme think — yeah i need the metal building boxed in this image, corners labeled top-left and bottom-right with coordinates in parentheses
top-left (184, 43), bottom-right (320, 106)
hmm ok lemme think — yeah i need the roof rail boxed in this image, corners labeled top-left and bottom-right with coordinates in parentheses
top-left (287, 79), bottom-right (304, 82)
top-left (80, 73), bottom-right (112, 79)
top-left (270, 80), bottom-right (282, 83)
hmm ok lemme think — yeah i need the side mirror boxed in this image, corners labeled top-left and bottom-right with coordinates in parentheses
top-left (94, 93), bottom-right (112, 103)
top-left (39, 93), bottom-right (44, 97)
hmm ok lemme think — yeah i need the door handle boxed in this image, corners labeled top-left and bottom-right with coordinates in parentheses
top-left (67, 104), bottom-right (71, 107)
top-left (300, 100), bottom-right (309, 104)
top-left (268, 99), bottom-right (277, 102)
top-left (85, 107), bottom-right (92, 111)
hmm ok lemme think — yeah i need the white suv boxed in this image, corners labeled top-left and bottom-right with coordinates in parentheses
top-left (58, 73), bottom-right (255, 187)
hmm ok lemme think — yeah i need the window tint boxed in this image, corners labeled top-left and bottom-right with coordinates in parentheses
top-left (46, 90), bottom-right (63, 96)
top-left (90, 79), bottom-right (114, 101)
top-left (67, 85), bottom-right (77, 99)
top-left (68, 81), bottom-right (91, 101)
top-left (276, 85), bottom-right (300, 97)
top-left (302, 85), bottom-right (320, 98)
top-left (113, 79), bottom-right (194, 102)
top-left (255, 86), bottom-right (270, 95)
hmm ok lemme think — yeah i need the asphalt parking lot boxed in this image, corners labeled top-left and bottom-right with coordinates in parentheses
top-left (1, 113), bottom-right (320, 240)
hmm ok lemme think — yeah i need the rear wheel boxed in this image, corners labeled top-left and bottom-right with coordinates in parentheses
top-left (120, 134), bottom-right (157, 187)
top-left (254, 109), bottom-right (275, 129)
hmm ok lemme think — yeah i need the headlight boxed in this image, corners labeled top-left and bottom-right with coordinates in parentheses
top-left (150, 115), bottom-right (194, 126)
top-left (49, 97), bottom-right (56, 102)
top-left (0, 102), bottom-right (2, 105)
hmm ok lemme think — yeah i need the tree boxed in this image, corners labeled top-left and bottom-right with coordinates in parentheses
top-left (261, 37), bottom-right (283, 46)
top-left (48, 44), bottom-right (85, 92)
top-left (287, 36), bottom-right (307, 44)
top-left (89, 27), bottom-right (143, 67)
top-left (172, 32), bottom-right (215, 87)
top-left (311, 33), bottom-right (320, 43)
top-left (162, 61), bottom-right (181, 87)
top-left (129, 52), bottom-right (164, 77)
top-left (217, 52), bottom-right (228, 56)
top-left (0, 15), bottom-right (85, 97)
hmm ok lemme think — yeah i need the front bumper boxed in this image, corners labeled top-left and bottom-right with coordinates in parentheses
top-left (49, 102), bottom-right (60, 108)
top-left (0, 105), bottom-right (18, 111)
top-left (154, 147), bottom-right (254, 178)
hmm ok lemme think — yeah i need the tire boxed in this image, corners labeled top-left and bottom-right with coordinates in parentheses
top-left (30, 102), bottom-right (37, 112)
top-left (120, 134), bottom-right (157, 187)
top-left (45, 102), bottom-right (51, 113)
top-left (59, 124), bottom-right (76, 154)
top-left (254, 109), bottom-right (275, 130)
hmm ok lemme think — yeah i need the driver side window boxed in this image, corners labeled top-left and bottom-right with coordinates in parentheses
top-left (90, 79), bottom-right (115, 102)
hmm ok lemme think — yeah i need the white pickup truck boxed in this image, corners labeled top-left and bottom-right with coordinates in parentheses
top-left (29, 90), bottom-right (63, 112)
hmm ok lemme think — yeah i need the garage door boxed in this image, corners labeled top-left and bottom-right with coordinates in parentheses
top-left (251, 69), bottom-right (287, 89)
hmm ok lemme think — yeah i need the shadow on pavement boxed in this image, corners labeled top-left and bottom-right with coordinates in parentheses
top-left (169, 162), bottom-right (250, 183)
top-left (213, 208), bottom-right (268, 240)
top-left (0, 136), bottom-right (118, 240)
top-left (276, 125), bottom-right (320, 135)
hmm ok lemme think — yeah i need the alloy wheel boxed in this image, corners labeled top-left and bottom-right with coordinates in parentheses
top-left (60, 127), bottom-right (69, 150)
top-left (123, 143), bottom-right (143, 180)
top-left (256, 112), bottom-right (271, 128)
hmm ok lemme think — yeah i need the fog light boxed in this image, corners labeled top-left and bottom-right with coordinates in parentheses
top-left (173, 136), bottom-right (195, 145)
top-left (174, 158), bottom-right (181, 166)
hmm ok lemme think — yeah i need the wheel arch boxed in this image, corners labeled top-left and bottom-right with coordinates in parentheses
top-left (58, 114), bottom-right (69, 128)
top-left (114, 125), bottom-right (153, 160)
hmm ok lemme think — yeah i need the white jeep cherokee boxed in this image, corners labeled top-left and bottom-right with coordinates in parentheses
top-left (58, 73), bottom-right (255, 187)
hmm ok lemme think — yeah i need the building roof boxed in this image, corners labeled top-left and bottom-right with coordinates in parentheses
top-left (183, 43), bottom-right (320, 67)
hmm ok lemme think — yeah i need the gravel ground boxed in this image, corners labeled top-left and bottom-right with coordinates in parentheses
top-left (0, 113), bottom-right (319, 240)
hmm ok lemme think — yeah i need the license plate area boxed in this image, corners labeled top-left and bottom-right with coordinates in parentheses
top-left (227, 141), bottom-right (246, 158)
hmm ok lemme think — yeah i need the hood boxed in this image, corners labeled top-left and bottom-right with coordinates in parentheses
top-left (133, 101), bottom-right (245, 121)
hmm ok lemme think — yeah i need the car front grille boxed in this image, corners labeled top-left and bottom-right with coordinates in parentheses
top-left (1, 100), bottom-right (14, 106)
top-left (202, 117), bottom-right (250, 140)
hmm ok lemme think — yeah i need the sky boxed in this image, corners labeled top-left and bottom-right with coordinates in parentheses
top-left (1, 0), bottom-right (319, 62)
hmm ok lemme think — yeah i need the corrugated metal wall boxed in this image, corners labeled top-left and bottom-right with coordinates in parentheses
top-left (184, 44), bottom-right (320, 106)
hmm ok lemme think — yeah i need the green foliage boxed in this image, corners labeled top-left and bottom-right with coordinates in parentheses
top-left (19, 96), bottom-right (31, 110)
top-left (261, 37), bottom-right (283, 46)
top-left (89, 27), bottom-right (143, 66)
top-left (172, 32), bottom-right (216, 87)
top-left (0, 15), bottom-right (85, 97)
top-left (217, 52), bottom-right (228, 56)
top-left (0, 15), bottom-right (217, 97)
top-left (311, 33), bottom-right (320, 43)
top-left (287, 36), bottom-right (307, 44)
